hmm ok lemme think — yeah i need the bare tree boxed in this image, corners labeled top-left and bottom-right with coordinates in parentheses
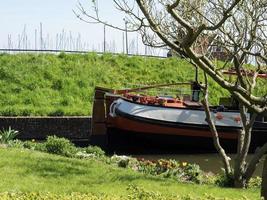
top-left (75, 0), bottom-right (267, 188)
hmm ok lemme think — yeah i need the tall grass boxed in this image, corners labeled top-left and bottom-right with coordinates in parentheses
top-left (1, 52), bottom-right (264, 116)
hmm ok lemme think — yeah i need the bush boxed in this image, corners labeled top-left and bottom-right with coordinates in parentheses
top-left (200, 172), bottom-right (217, 185)
top-left (0, 192), bottom-right (112, 200)
top-left (127, 185), bottom-right (169, 200)
top-left (215, 172), bottom-right (235, 187)
top-left (182, 163), bottom-right (202, 183)
top-left (7, 139), bottom-right (24, 148)
top-left (23, 140), bottom-right (46, 152)
top-left (126, 185), bottom-right (236, 200)
top-left (44, 136), bottom-right (76, 157)
top-left (0, 190), bottom-right (251, 200)
top-left (135, 158), bottom-right (203, 184)
top-left (84, 145), bottom-right (105, 157)
top-left (111, 155), bottom-right (132, 168)
top-left (248, 176), bottom-right (262, 188)
top-left (23, 140), bottom-right (36, 150)
top-left (118, 159), bottom-right (129, 168)
top-left (0, 127), bottom-right (19, 144)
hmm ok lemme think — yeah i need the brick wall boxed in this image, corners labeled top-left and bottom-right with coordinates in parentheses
top-left (0, 117), bottom-right (91, 141)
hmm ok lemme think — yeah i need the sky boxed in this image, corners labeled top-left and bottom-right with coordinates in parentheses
top-left (0, 0), bottom-right (166, 55)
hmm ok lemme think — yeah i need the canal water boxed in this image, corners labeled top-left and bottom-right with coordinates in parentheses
top-left (131, 154), bottom-right (264, 176)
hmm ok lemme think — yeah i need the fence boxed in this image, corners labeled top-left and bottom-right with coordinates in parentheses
top-left (0, 48), bottom-right (167, 59)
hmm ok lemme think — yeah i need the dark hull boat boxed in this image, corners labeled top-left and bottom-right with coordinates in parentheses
top-left (90, 84), bottom-right (267, 153)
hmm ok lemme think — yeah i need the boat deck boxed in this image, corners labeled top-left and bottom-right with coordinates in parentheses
top-left (123, 93), bottom-right (203, 109)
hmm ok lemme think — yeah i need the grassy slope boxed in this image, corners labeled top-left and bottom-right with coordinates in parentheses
top-left (0, 148), bottom-right (260, 199)
top-left (0, 53), bottom-right (231, 116)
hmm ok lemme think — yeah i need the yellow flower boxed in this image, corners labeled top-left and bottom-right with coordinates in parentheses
top-left (31, 139), bottom-right (35, 142)
top-left (182, 162), bottom-right (187, 167)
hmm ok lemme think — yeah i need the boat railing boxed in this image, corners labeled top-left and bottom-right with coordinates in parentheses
top-left (116, 82), bottom-right (192, 94)
top-left (115, 82), bottom-right (193, 95)
top-left (113, 82), bottom-right (200, 102)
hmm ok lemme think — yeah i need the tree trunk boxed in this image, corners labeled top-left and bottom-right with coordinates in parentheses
top-left (245, 143), bottom-right (267, 183)
top-left (261, 155), bottom-right (267, 200)
top-left (234, 176), bottom-right (246, 188)
top-left (233, 107), bottom-right (257, 188)
top-left (234, 129), bottom-right (246, 188)
top-left (201, 74), bottom-right (232, 176)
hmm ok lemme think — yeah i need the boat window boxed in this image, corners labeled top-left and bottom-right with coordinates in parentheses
top-left (264, 116), bottom-right (267, 123)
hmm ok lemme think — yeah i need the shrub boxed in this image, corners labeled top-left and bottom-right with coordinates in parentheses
top-left (44, 136), bottom-right (76, 157)
top-left (248, 176), bottom-right (262, 188)
top-left (215, 172), bottom-right (235, 187)
top-left (118, 159), bottom-right (129, 168)
top-left (111, 155), bottom-right (132, 168)
top-left (23, 140), bottom-right (36, 150)
top-left (135, 158), bottom-right (203, 184)
top-left (126, 185), bottom-right (229, 200)
top-left (84, 145), bottom-right (105, 157)
top-left (75, 151), bottom-right (97, 159)
top-left (0, 127), bottom-right (19, 144)
top-left (0, 192), bottom-right (112, 200)
top-left (200, 172), bottom-right (217, 185)
top-left (7, 139), bottom-right (24, 148)
top-left (135, 158), bottom-right (157, 175)
top-left (127, 185), bottom-right (170, 200)
top-left (23, 140), bottom-right (46, 152)
top-left (182, 163), bottom-right (202, 183)
top-left (0, 191), bottom-right (251, 200)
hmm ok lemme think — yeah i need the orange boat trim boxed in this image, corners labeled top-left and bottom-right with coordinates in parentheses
top-left (109, 116), bottom-right (238, 140)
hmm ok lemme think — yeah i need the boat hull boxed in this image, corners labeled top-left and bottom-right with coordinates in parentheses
top-left (107, 126), bottom-right (264, 154)
top-left (105, 98), bottom-right (266, 153)
top-left (107, 113), bottom-right (241, 153)
top-left (107, 128), bottom-right (240, 153)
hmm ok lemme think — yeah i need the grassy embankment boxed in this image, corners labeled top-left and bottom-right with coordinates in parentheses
top-left (0, 53), bottom-right (234, 116)
top-left (0, 147), bottom-right (260, 199)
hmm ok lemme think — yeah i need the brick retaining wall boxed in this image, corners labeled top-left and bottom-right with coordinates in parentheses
top-left (0, 117), bottom-right (91, 141)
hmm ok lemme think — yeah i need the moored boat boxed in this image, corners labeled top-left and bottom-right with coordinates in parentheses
top-left (90, 83), bottom-right (267, 153)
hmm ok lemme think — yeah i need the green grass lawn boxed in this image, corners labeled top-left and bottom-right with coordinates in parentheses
top-left (0, 53), bottom-right (266, 116)
top-left (0, 53), bottom-right (232, 116)
top-left (0, 148), bottom-right (260, 199)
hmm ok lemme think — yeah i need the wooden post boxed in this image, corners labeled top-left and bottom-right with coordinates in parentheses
top-left (90, 87), bottom-right (113, 150)
top-left (262, 155), bottom-right (267, 200)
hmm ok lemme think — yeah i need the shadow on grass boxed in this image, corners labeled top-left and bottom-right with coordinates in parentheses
top-left (110, 170), bottom-right (168, 183)
top-left (25, 157), bottom-right (167, 186)
top-left (2, 149), bottom-right (173, 187)
top-left (24, 157), bottom-right (91, 178)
